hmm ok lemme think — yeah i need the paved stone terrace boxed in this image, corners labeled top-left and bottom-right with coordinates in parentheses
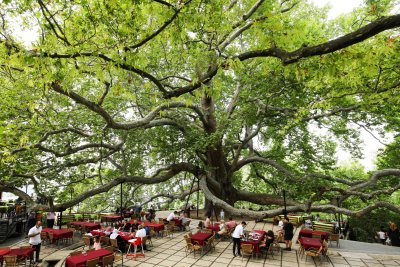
top-left (8, 211), bottom-right (400, 266)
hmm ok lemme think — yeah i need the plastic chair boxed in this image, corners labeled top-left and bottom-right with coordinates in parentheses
top-left (126, 237), bottom-right (144, 261)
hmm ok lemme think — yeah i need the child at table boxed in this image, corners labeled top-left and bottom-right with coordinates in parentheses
top-left (93, 236), bottom-right (101, 250)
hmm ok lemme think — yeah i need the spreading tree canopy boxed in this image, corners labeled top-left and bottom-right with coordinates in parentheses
top-left (1, 0), bottom-right (400, 218)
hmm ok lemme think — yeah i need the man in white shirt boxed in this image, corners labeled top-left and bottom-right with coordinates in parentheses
top-left (135, 225), bottom-right (149, 250)
top-left (166, 211), bottom-right (177, 222)
top-left (28, 221), bottom-right (42, 263)
top-left (231, 221), bottom-right (246, 257)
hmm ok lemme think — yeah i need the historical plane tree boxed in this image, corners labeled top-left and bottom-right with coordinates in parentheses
top-left (0, 0), bottom-right (400, 218)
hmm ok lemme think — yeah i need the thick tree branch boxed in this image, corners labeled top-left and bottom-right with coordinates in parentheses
top-left (237, 14), bottom-right (400, 64)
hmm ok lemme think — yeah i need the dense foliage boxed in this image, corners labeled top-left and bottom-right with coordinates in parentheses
top-left (0, 0), bottom-right (399, 219)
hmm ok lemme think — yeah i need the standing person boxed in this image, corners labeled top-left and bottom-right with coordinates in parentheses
top-left (28, 221), bottom-right (42, 263)
top-left (389, 223), bottom-right (400, 246)
top-left (377, 226), bottom-right (387, 244)
top-left (46, 211), bottom-right (55, 229)
top-left (204, 215), bottom-right (211, 228)
top-left (283, 217), bottom-right (294, 251)
top-left (220, 209), bottom-right (225, 221)
top-left (231, 221), bottom-right (247, 257)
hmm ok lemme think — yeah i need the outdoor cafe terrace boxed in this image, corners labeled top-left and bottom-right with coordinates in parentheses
top-left (3, 210), bottom-right (400, 267)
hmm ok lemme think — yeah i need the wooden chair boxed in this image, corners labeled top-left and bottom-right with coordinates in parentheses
top-left (241, 244), bottom-right (254, 261)
top-left (3, 255), bottom-right (17, 267)
top-left (104, 246), bottom-right (114, 253)
top-left (87, 248), bottom-right (95, 252)
top-left (267, 243), bottom-right (275, 259)
top-left (86, 257), bottom-right (99, 267)
top-left (100, 236), bottom-right (110, 246)
top-left (101, 254), bottom-right (114, 267)
top-left (48, 232), bottom-right (56, 245)
top-left (305, 246), bottom-right (323, 262)
top-left (110, 238), bottom-right (119, 252)
top-left (163, 224), bottom-right (173, 238)
top-left (41, 232), bottom-right (49, 245)
top-left (69, 250), bottom-right (82, 256)
top-left (82, 236), bottom-right (91, 250)
top-left (158, 218), bottom-right (164, 225)
top-left (329, 234), bottom-right (340, 247)
top-left (184, 237), bottom-right (201, 256)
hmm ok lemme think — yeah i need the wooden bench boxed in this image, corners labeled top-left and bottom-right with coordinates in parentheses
top-left (279, 215), bottom-right (303, 227)
top-left (61, 214), bottom-right (76, 225)
top-left (312, 221), bottom-right (335, 233)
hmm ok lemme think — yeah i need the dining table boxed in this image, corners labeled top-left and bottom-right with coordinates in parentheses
top-left (299, 229), bottom-right (330, 240)
top-left (191, 232), bottom-right (212, 246)
top-left (0, 247), bottom-right (35, 266)
top-left (65, 248), bottom-right (112, 267)
top-left (69, 221), bottom-right (101, 231)
top-left (101, 215), bottom-right (123, 224)
top-left (207, 223), bottom-right (220, 232)
top-left (42, 228), bottom-right (74, 243)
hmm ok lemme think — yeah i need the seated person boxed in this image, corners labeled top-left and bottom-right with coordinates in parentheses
top-left (104, 226), bottom-right (113, 236)
top-left (130, 220), bottom-right (139, 231)
top-left (197, 221), bottom-right (204, 231)
top-left (179, 213), bottom-right (189, 231)
top-left (135, 225), bottom-right (149, 250)
top-left (93, 235), bottom-right (101, 250)
top-left (225, 217), bottom-right (236, 229)
top-left (217, 220), bottom-right (227, 237)
top-left (260, 230), bottom-right (275, 249)
top-left (119, 222), bottom-right (131, 232)
top-left (204, 215), bottom-right (211, 228)
top-left (110, 229), bottom-right (126, 253)
top-left (166, 211), bottom-right (178, 222)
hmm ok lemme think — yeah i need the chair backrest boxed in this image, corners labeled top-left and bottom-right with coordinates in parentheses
top-left (330, 234), bottom-right (339, 241)
top-left (69, 251), bottom-right (82, 256)
top-left (104, 246), bottom-right (114, 252)
top-left (4, 255), bottom-right (17, 266)
top-left (20, 245), bottom-right (32, 249)
top-left (83, 236), bottom-right (91, 246)
top-left (48, 232), bottom-right (55, 241)
top-left (110, 238), bottom-right (118, 248)
top-left (101, 236), bottom-right (110, 246)
top-left (158, 218), bottom-right (164, 224)
top-left (141, 236), bottom-right (147, 245)
top-left (102, 255), bottom-right (114, 267)
top-left (86, 257), bottom-right (99, 267)
top-left (40, 232), bottom-right (48, 240)
top-left (87, 248), bottom-right (95, 252)
top-left (241, 244), bottom-right (253, 254)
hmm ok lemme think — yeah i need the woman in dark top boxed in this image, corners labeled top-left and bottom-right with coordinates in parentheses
top-left (260, 230), bottom-right (275, 250)
top-left (283, 217), bottom-right (294, 251)
top-left (389, 223), bottom-right (400, 246)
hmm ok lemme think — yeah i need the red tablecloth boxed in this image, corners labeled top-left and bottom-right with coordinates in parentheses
top-left (252, 230), bottom-right (266, 237)
top-left (101, 215), bottom-right (123, 222)
top-left (163, 218), bottom-right (182, 226)
top-left (207, 224), bottom-right (220, 232)
top-left (143, 222), bottom-right (164, 232)
top-left (299, 237), bottom-right (323, 250)
top-left (191, 232), bottom-right (212, 246)
top-left (65, 248), bottom-right (112, 267)
top-left (42, 228), bottom-right (73, 243)
top-left (70, 221), bottom-right (101, 230)
top-left (0, 247), bottom-right (35, 264)
top-left (299, 229), bottom-right (330, 240)
top-left (241, 238), bottom-right (262, 254)
top-left (90, 229), bottom-right (106, 236)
